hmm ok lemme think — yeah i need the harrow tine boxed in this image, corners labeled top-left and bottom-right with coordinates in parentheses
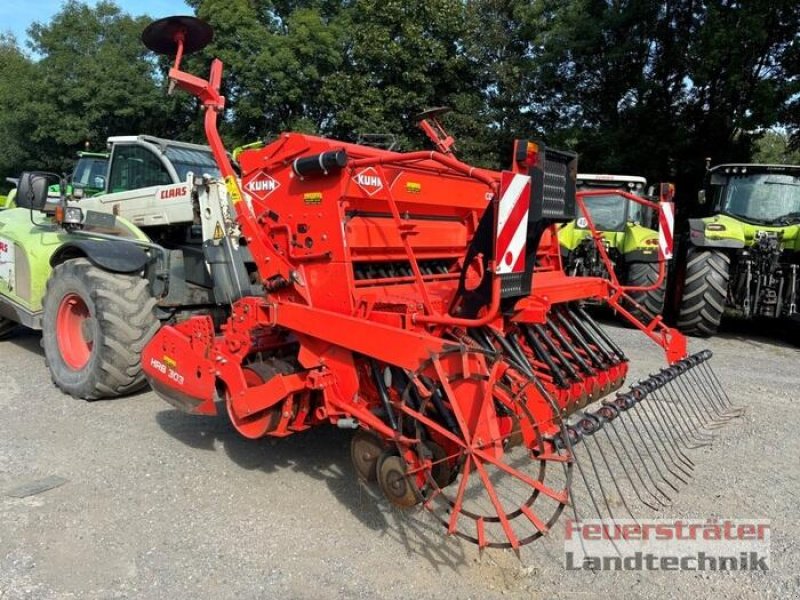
top-left (568, 397), bottom-right (672, 506)
top-left (633, 403), bottom-right (692, 481)
top-left (683, 366), bottom-right (735, 422)
top-left (664, 376), bottom-right (715, 434)
top-left (628, 403), bottom-right (686, 489)
top-left (587, 427), bottom-right (638, 521)
top-left (680, 360), bottom-right (735, 424)
top-left (633, 378), bottom-right (695, 471)
top-left (571, 417), bottom-right (623, 523)
top-left (671, 369), bottom-right (727, 429)
top-left (657, 370), bottom-right (715, 444)
top-left (615, 411), bottom-right (674, 501)
top-left (643, 385), bottom-right (696, 465)
top-left (600, 425), bottom-right (662, 511)
top-left (560, 430), bottom-right (624, 546)
top-left (685, 360), bottom-right (742, 420)
top-left (651, 385), bottom-right (710, 449)
top-left (699, 360), bottom-right (745, 416)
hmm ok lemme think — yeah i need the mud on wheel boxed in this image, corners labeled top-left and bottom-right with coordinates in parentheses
top-left (391, 349), bottom-right (572, 549)
top-left (42, 258), bottom-right (158, 400)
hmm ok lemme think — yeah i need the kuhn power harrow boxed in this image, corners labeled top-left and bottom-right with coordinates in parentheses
top-left (140, 17), bottom-right (741, 550)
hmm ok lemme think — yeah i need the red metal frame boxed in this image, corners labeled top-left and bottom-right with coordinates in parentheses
top-left (573, 189), bottom-right (685, 362)
top-left (139, 27), bottom-right (692, 549)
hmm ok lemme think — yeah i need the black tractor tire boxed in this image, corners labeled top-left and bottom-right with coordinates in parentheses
top-left (42, 258), bottom-right (159, 400)
top-left (0, 317), bottom-right (17, 340)
top-left (676, 249), bottom-right (730, 337)
top-left (624, 262), bottom-right (666, 321)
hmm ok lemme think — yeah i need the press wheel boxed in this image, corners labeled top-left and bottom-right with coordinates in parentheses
top-left (351, 429), bottom-right (385, 482)
top-left (377, 452), bottom-right (422, 509)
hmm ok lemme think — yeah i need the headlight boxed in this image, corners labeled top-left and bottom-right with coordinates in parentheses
top-left (57, 206), bottom-right (83, 226)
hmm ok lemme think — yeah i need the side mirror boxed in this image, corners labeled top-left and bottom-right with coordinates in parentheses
top-left (16, 172), bottom-right (55, 211)
top-left (697, 189), bottom-right (707, 205)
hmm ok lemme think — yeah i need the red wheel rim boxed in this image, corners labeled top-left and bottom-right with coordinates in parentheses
top-left (56, 293), bottom-right (93, 370)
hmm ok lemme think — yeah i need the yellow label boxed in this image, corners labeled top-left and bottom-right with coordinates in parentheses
top-left (406, 181), bottom-right (422, 194)
top-left (162, 355), bottom-right (177, 369)
top-left (213, 222), bottom-right (225, 240)
top-left (304, 192), bottom-right (323, 204)
top-left (225, 176), bottom-right (242, 204)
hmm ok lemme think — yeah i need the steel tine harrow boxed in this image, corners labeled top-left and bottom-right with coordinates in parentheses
top-left (550, 349), bottom-right (740, 539)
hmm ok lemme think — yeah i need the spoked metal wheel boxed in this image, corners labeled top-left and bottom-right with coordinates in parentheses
top-left (395, 348), bottom-right (572, 549)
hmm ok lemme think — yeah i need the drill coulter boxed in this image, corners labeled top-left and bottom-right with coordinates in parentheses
top-left (139, 16), bottom-right (742, 550)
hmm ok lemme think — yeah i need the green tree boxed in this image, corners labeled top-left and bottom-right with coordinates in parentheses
top-left (187, 0), bottom-right (348, 143)
top-left (528, 0), bottom-right (800, 193)
top-left (0, 35), bottom-right (41, 187)
top-left (323, 0), bottom-right (485, 156)
top-left (753, 130), bottom-right (800, 164)
top-left (25, 1), bottom-right (177, 171)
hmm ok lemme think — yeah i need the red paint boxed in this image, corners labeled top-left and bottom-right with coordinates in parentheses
top-left (56, 293), bottom-right (92, 370)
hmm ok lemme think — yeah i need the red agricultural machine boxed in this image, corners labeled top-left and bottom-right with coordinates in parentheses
top-left (140, 17), bottom-right (741, 550)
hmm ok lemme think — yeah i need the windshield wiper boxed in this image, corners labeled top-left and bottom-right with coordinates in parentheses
top-left (765, 211), bottom-right (800, 225)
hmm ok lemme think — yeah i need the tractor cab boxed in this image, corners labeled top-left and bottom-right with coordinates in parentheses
top-left (69, 151), bottom-right (110, 197)
top-left (700, 164), bottom-right (800, 228)
top-left (79, 135), bottom-right (221, 228)
top-left (558, 173), bottom-right (666, 319)
top-left (574, 174), bottom-right (650, 231)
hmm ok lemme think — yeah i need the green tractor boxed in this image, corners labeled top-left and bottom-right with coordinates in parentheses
top-left (558, 174), bottom-right (666, 318)
top-left (672, 163), bottom-right (800, 336)
top-left (60, 150), bottom-right (109, 197)
top-left (1, 150), bottom-right (109, 210)
top-left (0, 135), bottom-right (256, 399)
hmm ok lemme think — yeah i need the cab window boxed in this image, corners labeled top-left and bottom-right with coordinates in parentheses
top-left (108, 145), bottom-right (172, 192)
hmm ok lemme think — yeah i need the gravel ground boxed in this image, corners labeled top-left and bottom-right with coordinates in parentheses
top-left (0, 318), bottom-right (798, 599)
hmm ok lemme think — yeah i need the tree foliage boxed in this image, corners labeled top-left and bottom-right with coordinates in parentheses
top-left (1, 0), bottom-right (799, 196)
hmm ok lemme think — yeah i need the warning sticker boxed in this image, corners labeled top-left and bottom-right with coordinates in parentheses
top-left (0, 236), bottom-right (15, 290)
top-left (304, 192), bottom-right (322, 205)
top-left (213, 222), bottom-right (225, 240)
top-left (225, 176), bottom-right (242, 205)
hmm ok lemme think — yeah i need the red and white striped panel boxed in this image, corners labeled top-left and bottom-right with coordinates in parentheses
top-left (495, 171), bottom-right (531, 274)
top-left (659, 201), bottom-right (675, 260)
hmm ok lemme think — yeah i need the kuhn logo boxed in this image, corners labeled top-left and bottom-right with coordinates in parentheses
top-left (353, 168), bottom-right (383, 196)
top-left (244, 171), bottom-right (280, 201)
